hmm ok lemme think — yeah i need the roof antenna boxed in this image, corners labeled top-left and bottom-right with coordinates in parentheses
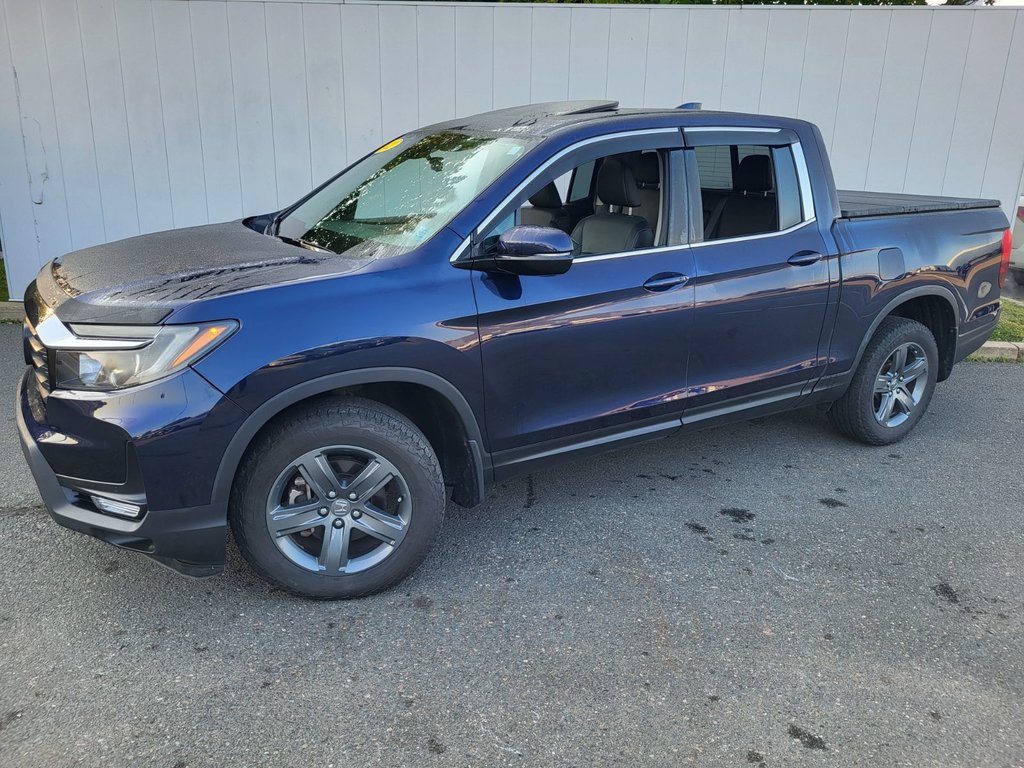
top-left (676, 102), bottom-right (702, 110)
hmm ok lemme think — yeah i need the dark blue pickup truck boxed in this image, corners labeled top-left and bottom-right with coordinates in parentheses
top-left (17, 101), bottom-right (1012, 598)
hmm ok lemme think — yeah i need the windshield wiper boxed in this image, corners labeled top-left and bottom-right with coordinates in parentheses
top-left (353, 214), bottom-right (436, 225)
top-left (276, 235), bottom-right (334, 255)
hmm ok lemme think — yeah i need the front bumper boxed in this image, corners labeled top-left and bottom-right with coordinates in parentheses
top-left (16, 370), bottom-right (228, 577)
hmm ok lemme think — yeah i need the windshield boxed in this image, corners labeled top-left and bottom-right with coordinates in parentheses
top-left (276, 131), bottom-right (532, 258)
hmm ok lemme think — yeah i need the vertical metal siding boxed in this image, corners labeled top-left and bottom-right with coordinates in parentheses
top-left (1, 1), bottom-right (1023, 300)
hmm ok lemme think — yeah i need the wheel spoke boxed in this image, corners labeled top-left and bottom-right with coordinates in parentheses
top-left (901, 356), bottom-right (927, 383)
top-left (874, 375), bottom-right (890, 394)
top-left (318, 524), bottom-right (350, 573)
top-left (889, 345), bottom-right (907, 376)
top-left (297, 453), bottom-right (343, 500)
top-left (876, 392), bottom-right (895, 423)
top-left (352, 503), bottom-right (406, 546)
top-left (345, 458), bottom-right (395, 502)
top-left (268, 501), bottom-right (326, 537)
top-left (894, 387), bottom-right (915, 414)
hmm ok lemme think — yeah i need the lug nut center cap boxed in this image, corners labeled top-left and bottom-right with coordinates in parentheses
top-left (331, 499), bottom-right (350, 515)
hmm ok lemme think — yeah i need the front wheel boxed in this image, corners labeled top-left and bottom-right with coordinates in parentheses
top-left (828, 316), bottom-right (939, 446)
top-left (229, 397), bottom-right (445, 599)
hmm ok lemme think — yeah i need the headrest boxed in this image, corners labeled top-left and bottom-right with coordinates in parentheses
top-left (597, 158), bottom-right (642, 208)
top-left (528, 181), bottom-right (562, 210)
top-left (735, 155), bottom-right (772, 194)
top-left (629, 153), bottom-right (660, 186)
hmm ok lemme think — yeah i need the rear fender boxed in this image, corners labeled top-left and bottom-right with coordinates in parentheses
top-left (814, 284), bottom-right (961, 397)
top-left (851, 285), bottom-right (960, 371)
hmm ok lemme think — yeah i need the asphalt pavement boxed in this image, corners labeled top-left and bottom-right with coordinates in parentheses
top-left (0, 322), bottom-right (1021, 767)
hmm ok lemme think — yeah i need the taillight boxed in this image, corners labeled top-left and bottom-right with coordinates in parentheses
top-left (999, 228), bottom-right (1012, 288)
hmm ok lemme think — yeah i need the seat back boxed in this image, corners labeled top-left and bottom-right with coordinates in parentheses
top-left (570, 158), bottom-right (653, 255)
top-left (520, 181), bottom-right (571, 232)
top-left (711, 155), bottom-right (778, 240)
top-left (625, 152), bottom-right (661, 235)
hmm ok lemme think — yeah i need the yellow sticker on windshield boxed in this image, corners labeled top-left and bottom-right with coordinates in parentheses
top-left (374, 137), bottom-right (403, 154)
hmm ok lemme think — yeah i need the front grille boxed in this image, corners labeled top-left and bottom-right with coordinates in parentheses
top-left (24, 317), bottom-right (52, 396)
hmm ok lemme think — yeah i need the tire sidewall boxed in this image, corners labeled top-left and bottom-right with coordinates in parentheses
top-left (231, 406), bottom-right (444, 599)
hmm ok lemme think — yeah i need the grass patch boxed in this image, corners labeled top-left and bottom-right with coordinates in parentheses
top-left (992, 299), bottom-right (1024, 343)
top-left (0, 258), bottom-right (8, 302)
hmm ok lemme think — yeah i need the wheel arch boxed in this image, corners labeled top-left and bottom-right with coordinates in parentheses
top-left (851, 285), bottom-right (960, 382)
top-left (212, 368), bottom-right (489, 510)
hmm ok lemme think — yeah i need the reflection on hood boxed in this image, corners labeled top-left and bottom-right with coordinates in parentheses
top-left (38, 221), bottom-right (381, 325)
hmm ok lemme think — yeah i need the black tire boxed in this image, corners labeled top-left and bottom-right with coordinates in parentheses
top-left (229, 397), bottom-right (445, 599)
top-left (828, 316), bottom-right (939, 446)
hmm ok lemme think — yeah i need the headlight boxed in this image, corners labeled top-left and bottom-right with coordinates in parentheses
top-left (46, 321), bottom-right (237, 391)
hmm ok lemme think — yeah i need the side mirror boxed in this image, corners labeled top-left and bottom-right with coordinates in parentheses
top-left (464, 225), bottom-right (574, 276)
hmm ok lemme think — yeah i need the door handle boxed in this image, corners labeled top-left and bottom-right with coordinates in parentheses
top-left (643, 272), bottom-right (689, 292)
top-left (788, 251), bottom-right (824, 267)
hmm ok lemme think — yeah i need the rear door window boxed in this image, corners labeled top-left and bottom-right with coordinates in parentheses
top-left (693, 143), bottom-right (803, 241)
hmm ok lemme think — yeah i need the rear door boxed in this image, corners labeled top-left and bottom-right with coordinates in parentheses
top-left (681, 129), bottom-right (834, 421)
top-left (462, 129), bottom-right (695, 474)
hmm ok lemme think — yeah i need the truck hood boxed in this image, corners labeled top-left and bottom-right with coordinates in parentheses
top-left (33, 222), bottom-right (373, 325)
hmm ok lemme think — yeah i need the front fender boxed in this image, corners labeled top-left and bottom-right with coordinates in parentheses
top-left (208, 365), bottom-right (488, 506)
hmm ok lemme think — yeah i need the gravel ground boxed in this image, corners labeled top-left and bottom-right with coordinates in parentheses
top-left (0, 322), bottom-right (1021, 767)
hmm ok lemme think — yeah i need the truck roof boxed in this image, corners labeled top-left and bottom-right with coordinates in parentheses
top-left (426, 99), bottom-right (810, 138)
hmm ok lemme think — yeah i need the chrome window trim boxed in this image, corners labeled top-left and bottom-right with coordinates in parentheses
top-left (450, 234), bottom-right (473, 264)
top-left (689, 218), bottom-right (817, 249)
top-left (454, 222), bottom-right (817, 265)
top-left (573, 243), bottom-right (688, 264)
top-left (453, 222), bottom-right (816, 265)
top-left (684, 126), bottom-right (782, 135)
top-left (791, 141), bottom-right (816, 222)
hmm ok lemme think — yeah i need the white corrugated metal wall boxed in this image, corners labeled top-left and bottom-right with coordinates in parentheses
top-left (1, 0), bottom-right (1023, 301)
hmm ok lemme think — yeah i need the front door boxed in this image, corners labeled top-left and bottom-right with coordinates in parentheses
top-left (466, 134), bottom-right (696, 474)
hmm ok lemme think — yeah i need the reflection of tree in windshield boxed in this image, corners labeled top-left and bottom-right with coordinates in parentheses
top-left (302, 133), bottom-right (497, 255)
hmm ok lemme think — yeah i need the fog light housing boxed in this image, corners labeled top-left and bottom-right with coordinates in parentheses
top-left (90, 495), bottom-right (142, 519)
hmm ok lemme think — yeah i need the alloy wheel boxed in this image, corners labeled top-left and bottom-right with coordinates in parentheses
top-left (873, 341), bottom-right (929, 428)
top-left (265, 446), bottom-right (411, 574)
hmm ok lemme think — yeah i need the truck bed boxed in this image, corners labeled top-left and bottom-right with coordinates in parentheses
top-left (838, 190), bottom-right (1001, 219)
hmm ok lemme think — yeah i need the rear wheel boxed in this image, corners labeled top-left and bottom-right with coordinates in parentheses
top-left (229, 397), bottom-right (445, 599)
top-left (828, 316), bottom-right (938, 445)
